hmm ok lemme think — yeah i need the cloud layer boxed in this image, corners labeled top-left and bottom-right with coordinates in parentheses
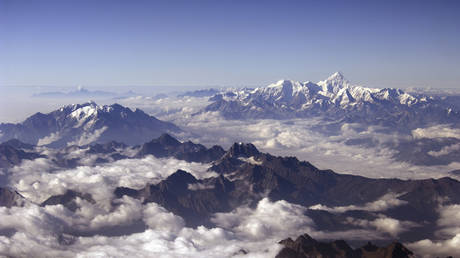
top-left (309, 192), bottom-right (408, 213)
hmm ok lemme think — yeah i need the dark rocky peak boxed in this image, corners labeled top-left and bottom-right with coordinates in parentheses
top-left (41, 190), bottom-right (95, 212)
top-left (137, 134), bottom-right (181, 157)
top-left (294, 233), bottom-right (318, 247)
top-left (356, 241), bottom-right (414, 258)
top-left (108, 103), bottom-right (126, 111)
top-left (164, 169), bottom-right (198, 187)
top-left (114, 186), bottom-right (139, 199)
top-left (209, 145), bottom-right (226, 154)
top-left (226, 142), bottom-right (260, 158)
top-left (137, 134), bottom-right (225, 163)
top-left (157, 133), bottom-right (181, 147)
top-left (22, 112), bottom-right (51, 126)
top-left (0, 187), bottom-right (25, 208)
top-left (276, 233), bottom-right (413, 258)
top-left (181, 141), bottom-right (206, 152)
top-left (278, 237), bottom-right (295, 247)
top-left (0, 144), bottom-right (43, 168)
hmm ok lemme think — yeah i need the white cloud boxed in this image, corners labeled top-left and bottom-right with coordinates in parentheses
top-left (37, 132), bottom-right (62, 146)
top-left (309, 192), bottom-right (408, 213)
top-left (137, 104), bottom-right (457, 180)
top-left (407, 234), bottom-right (460, 257)
top-left (187, 183), bottom-right (215, 191)
top-left (3, 95), bottom-right (460, 257)
top-left (428, 143), bottom-right (460, 157)
top-left (212, 198), bottom-right (314, 240)
top-left (67, 126), bottom-right (108, 146)
top-left (412, 125), bottom-right (460, 139)
top-left (0, 199), bottom-right (286, 258)
top-left (434, 204), bottom-right (460, 239)
top-left (237, 156), bottom-right (262, 165)
top-left (8, 155), bottom-right (215, 204)
top-left (346, 215), bottom-right (418, 237)
top-left (143, 202), bottom-right (185, 233)
top-left (403, 204), bottom-right (460, 257)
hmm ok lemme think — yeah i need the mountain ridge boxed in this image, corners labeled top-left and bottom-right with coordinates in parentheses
top-left (204, 72), bottom-right (459, 130)
top-left (0, 101), bottom-right (180, 148)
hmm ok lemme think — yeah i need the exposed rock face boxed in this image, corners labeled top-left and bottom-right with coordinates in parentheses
top-left (115, 138), bottom-right (460, 243)
top-left (1, 134), bottom-right (225, 170)
top-left (41, 190), bottom-right (95, 212)
top-left (115, 169), bottom-right (235, 226)
top-left (0, 102), bottom-right (181, 148)
top-left (3, 134), bottom-right (460, 251)
top-left (0, 141), bottom-right (42, 168)
top-left (276, 233), bottom-right (414, 258)
top-left (136, 133), bottom-right (225, 163)
top-left (0, 188), bottom-right (25, 208)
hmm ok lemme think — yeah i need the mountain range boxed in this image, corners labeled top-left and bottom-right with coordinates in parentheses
top-left (204, 72), bottom-right (460, 131)
top-left (113, 139), bottom-right (460, 244)
top-left (0, 101), bottom-right (180, 148)
top-left (2, 134), bottom-right (459, 251)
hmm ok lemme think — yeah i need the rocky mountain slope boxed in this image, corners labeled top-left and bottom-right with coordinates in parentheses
top-left (2, 134), bottom-right (460, 256)
top-left (0, 101), bottom-right (180, 148)
top-left (111, 142), bottom-right (460, 243)
top-left (276, 233), bottom-right (413, 258)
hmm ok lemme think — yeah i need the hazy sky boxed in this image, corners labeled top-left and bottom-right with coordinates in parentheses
top-left (1, 0), bottom-right (459, 88)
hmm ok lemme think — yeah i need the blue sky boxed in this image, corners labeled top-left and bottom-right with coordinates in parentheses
top-left (1, 0), bottom-right (459, 88)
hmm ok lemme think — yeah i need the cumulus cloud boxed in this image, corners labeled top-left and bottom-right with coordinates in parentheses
top-left (412, 125), bottom-right (460, 139)
top-left (67, 126), bottom-right (108, 146)
top-left (433, 204), bottom-right (460, 242)
top-left (211, 198), bottom-right (392, 242)
top-left (212, 198), bottom-right (314, 240)
top-left (0, 198), bottom-right (290, 257)
top-left (143, 202), bottom-right (185, 233)
top-left (346, 215), bottom-right (418, 237)
top-left (8, 155), bottom-right (214, 204)
top-left (407, 234), bottom-right (460, 257)
top-left (37, 132), bottom-right (62, 146)
top-left (405, 204), bottom-right (460, 257)
top-left (309, 192), bottom-right (408, 213)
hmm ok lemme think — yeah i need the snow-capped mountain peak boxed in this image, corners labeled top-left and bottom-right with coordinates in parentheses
top-left (204, 72), bottom-right (458, 126)
top-left (327, 71), bottom-right (346, 82)
top-left (317, 72), bottom-right (351, 96)
top-left (0, 102), bottom-right (180, 147)
top-left (69, 102), bottom-right (100, 120)
top-left (263, 79), bottom-right (305, 100)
